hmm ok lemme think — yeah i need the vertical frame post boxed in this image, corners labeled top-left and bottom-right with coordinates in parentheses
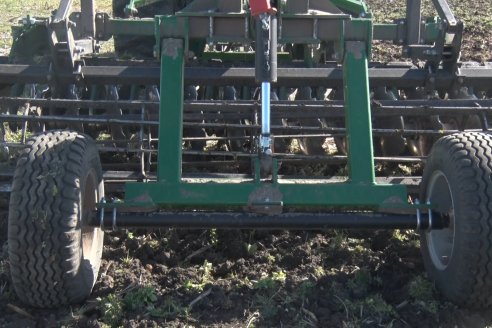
top-left (343, 40), bottom-right (375, 185)
top-left (157, 38), bottom-right (184, 183)
top-left (80, 0), bottom-right (96, 39)
top-left (405, 0), bottom-right (421, 45)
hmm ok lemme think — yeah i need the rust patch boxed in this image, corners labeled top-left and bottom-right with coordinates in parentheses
top-left (180, 187), bottom-right (204, 200)
top-left (246, 185), bottom-right (283, 215)
top-left (162, 39), bottom-right (183, 60)
top-left (346, 41), bottom-right (364, 60)
top-left (381, 196), bottom-right (406, 205)
top-left (128, 191), bottom-right (154, 205)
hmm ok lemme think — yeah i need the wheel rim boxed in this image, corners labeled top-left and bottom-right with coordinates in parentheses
top-left (81, 168), bottom-right (101, 262)
top-left (425, 170), bottom-right (455, 270)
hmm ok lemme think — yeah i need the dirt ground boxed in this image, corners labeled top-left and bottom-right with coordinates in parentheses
top-left (1, 0), bottom-right (492, 327)
top-left (1, 210), bottom-right (492, 328)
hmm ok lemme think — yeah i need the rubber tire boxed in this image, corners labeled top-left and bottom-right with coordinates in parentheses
top-left (8, 130), bottom-right (104, 308)
top-left (420, 132), bottom-right (492, 308)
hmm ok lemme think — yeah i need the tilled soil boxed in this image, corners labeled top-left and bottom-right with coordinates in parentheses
top-left (1, 210), bottom-right (492, 327)
top-left (1, 0), bottom-right (492, 327)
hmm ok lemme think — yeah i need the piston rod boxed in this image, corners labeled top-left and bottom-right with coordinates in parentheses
top-left (260, 81), bottom-right (271, 152)
top-left (255, 12), bottom-right (277, 154)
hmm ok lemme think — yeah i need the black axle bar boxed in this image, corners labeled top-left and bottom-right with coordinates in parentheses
top-left (91, 211), bottom-right (446, 231)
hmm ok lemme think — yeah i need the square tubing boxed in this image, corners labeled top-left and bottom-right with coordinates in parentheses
top-left (343, 41), bottom-right (375, 185)
top-left (405, 0), bottom-right (421, 44)
top-left (81, 0), bottom-right (96, 39)
top-left (53, 0), bottom-right (74, 22)
top-left (157, 38), bottom-right (184, 183)
top-left (431, 0), bottom-right (457, 26)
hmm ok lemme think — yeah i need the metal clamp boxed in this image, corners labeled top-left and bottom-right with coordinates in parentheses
top-left (112, 205), bottom-right (118, 231)
top-left (427, 200), bottom-right (433, 231)
top-left (98, 198), bottom-right (118, 231)
top-left (415, 198), bottom-right (421, 231)
top-left (99, 198), bottom-right (106, 229)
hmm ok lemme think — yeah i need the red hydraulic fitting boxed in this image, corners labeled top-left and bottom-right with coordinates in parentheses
top-left (250, 0), bottom-right (276, 16)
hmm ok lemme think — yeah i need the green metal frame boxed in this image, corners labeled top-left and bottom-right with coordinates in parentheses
top-left (119, 10), bottom-right (414, 213)
top-left (330, 0), bottom-right (368, 15)
top-left (4, 0), bottom-right (461, 215)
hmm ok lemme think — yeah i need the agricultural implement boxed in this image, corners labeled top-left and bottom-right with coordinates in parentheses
top-left (1, 0), bottom-right (492, 309)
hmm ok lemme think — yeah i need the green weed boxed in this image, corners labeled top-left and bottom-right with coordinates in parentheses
top-left (296, 280), bottom-right (316, 300)
top-left (183, 260), bottom-right (213, 292)
top-left (149, 298), bottom-right (189, 320)
top-left (272, 270), bottom-right (286, 283)
top-left (339, 294), bottom-right (397, 327)
top-left (265, 253), bottom-right (276, 264)
top-left (245, 242), bottom-right (258, 256)
top-left (99, 293), bottom-right (124, 327)
top-left (121, 252), bottom-right (132, 266)
top-left (329, 231), bottom-right (347, 250)
top-left (208, 229), bottom-right (218, 246)
top-left (408, 275), bottom-right (439, 314)
top-left (313, 265), bottom-right (325, 278)
top-left (254, 294), bottom-right (279, 320)
top-left (125, 231), bottom-right (134, 240)
top-left (146, 238), bottom-right (160, 249)
top-left (255, 270), bottom-right (286, 291)
top-left (123, 286), bottom-right (158, 312)
top-left (347, 269), bottom-right (373, 295)
top-left (2, 126), bottom-right (30, 144)
top-left (255, 277), bottom-right (277, 292)
top-left (252, 270), bottom-right (290, 322)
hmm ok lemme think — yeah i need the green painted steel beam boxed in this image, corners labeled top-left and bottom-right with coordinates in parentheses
top-left (343, 39), bottom-right (375, 184)
top-left (157, 37), bottom-right (184, 183)
top-left (117, 7), bottom-right (412, 213)
top-left (373, 21), bottom-right (441, 42)
top-left (330, 0), bottom-right (368, 15)
top-left (123, 181), bottom-right (408, 208)
top-left (107, 18), bottom-right (155, 36)
top-left (332, 18), bottom-right (374, 185)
